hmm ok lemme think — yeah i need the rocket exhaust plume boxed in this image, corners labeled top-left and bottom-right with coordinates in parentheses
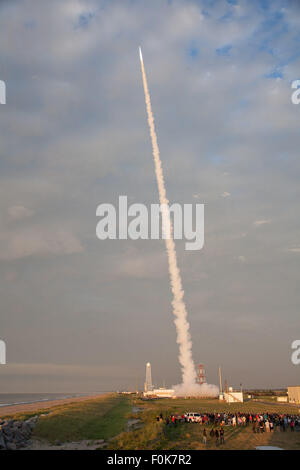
top-left (138, 47), bottom-right (218, 397)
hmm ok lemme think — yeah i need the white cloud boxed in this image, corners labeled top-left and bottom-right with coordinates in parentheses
top-left (0, 362), bottom-right (134, 379)
top-left (253, 219), bottom-right (271, 226)
top-left (286, 246), bottom-right (300, 253)
top-left (116, 250), bottom-right (167, 280)
top-left (7, 205), bottom-right (34, 220)
top-left (0, 229), bottom-right (83, 260)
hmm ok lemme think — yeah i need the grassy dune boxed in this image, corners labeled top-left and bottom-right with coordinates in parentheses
top-left (32, 393), bottom-right (131, 443)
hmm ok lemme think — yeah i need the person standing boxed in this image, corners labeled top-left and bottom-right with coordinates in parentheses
top-left (265, 420), bottom-right (270, 432)
top-left (290, 420), bottom-right (295, 432)
top-left (259, 420), bottom-right (264, 433)
top-left (220, 427), bottom-right (225, 445)
top-left (215, 429), bottom-right (219, 447)
top-left (203, 428), bottom-right (207, 445)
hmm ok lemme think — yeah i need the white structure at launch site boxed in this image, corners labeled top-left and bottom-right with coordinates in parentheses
top-left (143, 362), bottom-right (176, 398)
top-left (144, 362), bottom-right (153, 393)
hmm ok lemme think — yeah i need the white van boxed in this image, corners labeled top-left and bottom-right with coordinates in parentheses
top-left (185, 412), bottom-right (201, 423)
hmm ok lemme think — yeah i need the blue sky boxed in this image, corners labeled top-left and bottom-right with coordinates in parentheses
top-left (0, 0), bottom-right (299, 391)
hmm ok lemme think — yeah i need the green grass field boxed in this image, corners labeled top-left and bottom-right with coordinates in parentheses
top-left (32, 393), bottom-right (131, 443)
top-left (134, 396), bottom-right (300, 415)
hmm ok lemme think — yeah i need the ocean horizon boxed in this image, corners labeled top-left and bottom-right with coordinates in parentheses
top-left (0, 392), bottom-right (110, 408)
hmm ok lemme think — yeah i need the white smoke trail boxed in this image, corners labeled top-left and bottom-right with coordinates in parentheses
top-left (139, 47), bottom-right (218, 397)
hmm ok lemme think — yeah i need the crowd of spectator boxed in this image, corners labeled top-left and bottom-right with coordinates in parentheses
top-left (196, 412), bottom-right (300, 433)
top-left (155, 411), bottom-right (300, 447)
top-left (156, 411), bottom-right (300, 433)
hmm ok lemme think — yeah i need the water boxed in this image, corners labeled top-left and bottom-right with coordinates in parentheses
top-left (0, 392), bottom-right (103, 408)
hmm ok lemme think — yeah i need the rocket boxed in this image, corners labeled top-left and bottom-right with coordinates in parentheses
top-left (139, 46), bottom-right (143, 63)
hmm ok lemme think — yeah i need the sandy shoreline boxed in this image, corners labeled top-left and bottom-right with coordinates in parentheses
top-left (0, 393), bottom-right (111, 417)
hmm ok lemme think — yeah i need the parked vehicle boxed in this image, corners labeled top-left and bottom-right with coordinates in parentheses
top-left (185, 412), bottom-right (201, 423)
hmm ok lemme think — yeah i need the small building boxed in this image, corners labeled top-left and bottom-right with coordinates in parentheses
top-left (224, 387), bottom-right (243, 403)
top-left (288, 386), bottom-right (300, 404)
top-left (153, 388), bottom-right (176, 398)
top-left (277, 396), bottom-right (288, 402)
top-left (144, 388), bottom-right (176, 398)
